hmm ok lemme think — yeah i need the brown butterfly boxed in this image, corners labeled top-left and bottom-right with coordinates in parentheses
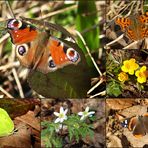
top-left (115, 12), bottom-right (148, 41)
top-left (121, 113), bottom-right (148, 138)
top-left (6, 18), bottom-right (81, 74)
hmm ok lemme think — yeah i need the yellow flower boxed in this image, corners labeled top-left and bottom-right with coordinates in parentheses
top-left (135, 66), bottom-right (148, 84)
top-left (118, 72), bottom-right (128, 82)
top-left (121, 58), bottom-right (139, 75)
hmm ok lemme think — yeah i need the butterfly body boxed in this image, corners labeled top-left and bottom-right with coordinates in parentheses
top-left (121, 113), bottom-right (148, 138)
top-left (7, 19), bottom-right (80, 74)
top-left (115, 12), bottom-right (148, 41)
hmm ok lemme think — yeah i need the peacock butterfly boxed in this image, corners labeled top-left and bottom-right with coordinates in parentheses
top-left (6, 18), bottom-right (81, 74)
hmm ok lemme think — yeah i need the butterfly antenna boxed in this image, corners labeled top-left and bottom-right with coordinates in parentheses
top-left (6, 0), bottom-right (15, 18)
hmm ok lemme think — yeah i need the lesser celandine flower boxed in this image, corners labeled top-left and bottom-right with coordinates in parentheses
top-left (54, 107), bottom-right (68, 123)
top-left (78, 106), bottom-right (95, 120)
top-left (118, 72), bottom-right (128, 82)
top-left (135, 66), bottom-right (148, 84)
top-left (121, 58), bottom-right (139, 75)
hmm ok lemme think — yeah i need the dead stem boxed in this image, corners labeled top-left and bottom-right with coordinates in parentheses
top-left (89, 90), bottom-right (106, 98)
top-left (0, 33), bottom-right (10, 44)
top-left (105, 34), bottom-right (124, 47)
top-left (75, 31), bottom-right (105, 98)
top-left (12, 68), bottom-right (24, 98)
top-left (0, 86), bottom-right (13, 98)
top-left (37, 5), bottom-right (77, 20)
top-left (76, 30), bottom-right (102, 76)
top-left (0, 61), bottom-right (20, 71)
top-left (87, 76), bottom-right (105, 95)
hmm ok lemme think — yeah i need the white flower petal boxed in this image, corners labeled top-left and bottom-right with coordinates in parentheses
top-left (54, 112), bottom-right (59, 116)
top-left (88, 111), bottom-right (95, 116)
top-left (59, 124), bottom-right (62, 129)
top-left (60, 118), bottom-right (64, 123)
top-left (60, 107), bottom-right (64, 113)
top-left (55, 124), bottom-right (62, 132)
top-left (85, 106), bottom-right (89, 112)
top-left (55, 128), bottom-right (59, 132)
top-left (80, 116), bottom-right (84, 120)
top-left (64, 108), bottom-right (68, 114)
top-left (63, 125), bottom-right (67, 130)
top-left (55, 118), bottom-right (60, 123)
top-left (78, 112), bottom-right (83, 116)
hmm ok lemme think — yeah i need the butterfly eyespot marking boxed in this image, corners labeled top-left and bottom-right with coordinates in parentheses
top-left (16, 44), bottom-right (28, 56)
top-left (7, 19), bottom-right (22, 30)
top-left (48, 56), bottom-right (56, 69)
top-left (66, 48), bottom-right (79, 62)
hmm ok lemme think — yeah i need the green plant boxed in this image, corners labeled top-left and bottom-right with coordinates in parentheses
top-left (41, 106), bottom-right (95, 148)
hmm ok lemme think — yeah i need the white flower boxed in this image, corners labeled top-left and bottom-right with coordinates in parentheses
top-left (54, 107), bottom-right (68, 123)
top-left (78, 106), bottom-right (95, 120)
top-left (55, 124), bottom-right (67, 132)
top-left (55, 124), bottom-right (62, 132)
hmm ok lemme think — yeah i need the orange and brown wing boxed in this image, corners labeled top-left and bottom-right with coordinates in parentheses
top-left (36, 37), bottom-right (80, 74)
top-left (7, 19), bottom-right (38, 45)
top-left (138, 12), bottom-right (148, 39)
top-left (129, 117), bottom-right (146, 138)
top-left (115, 17), bottom-right (132, 31)
top-left (143, 113), bottom-right (148, 133)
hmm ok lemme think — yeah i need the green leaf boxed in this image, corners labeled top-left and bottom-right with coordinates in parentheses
top-left (0, 108), bottom-right (14, 137)
top-left (76, 0), bottom-right (99, 66)
top-left (107, 81), bottom-right (122, 97)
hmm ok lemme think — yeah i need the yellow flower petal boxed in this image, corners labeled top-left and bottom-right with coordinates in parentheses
top-left (135, 66), bottom-right (147, 84)
top-left (121, 58), bottom-right (139, 75)
top-left (118, 72), bottom-right (128, 82)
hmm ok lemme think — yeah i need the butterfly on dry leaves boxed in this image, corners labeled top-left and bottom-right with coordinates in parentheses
top-left (115, 12), bottom-right (148, 41)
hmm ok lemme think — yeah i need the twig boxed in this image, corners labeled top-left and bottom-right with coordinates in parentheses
top-left (105, 34), bottom-right (124, 47)
top-left (0, 61), bottom-right (20, 71)
top-left (87, 77), bottom-right (104, 95)
top-left (37, 4), bottom-right (77, 20)
top-left (0, 95), bottom-right (4, 98)
top-left (6, 0), bottom-right (15, 18)
top-left (75, 30), bottom-right (102, 76)
top-left (89, 90), bottom-right (106, 98)
top-left (0, 33), bottom-right (10, 44)
top-left (12, 68), bottom-right (25, 98)
top-left (0, 86), bottom-right (13, 98)
top-left (123, 41), bottom-right (138, 49)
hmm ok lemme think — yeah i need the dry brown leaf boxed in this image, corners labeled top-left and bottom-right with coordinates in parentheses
top-left (107, 134), bottom-right (122, 148)
top-left (0, 123), bottom-right (31, 148)
top-left (15, 111), bottom-right (40, 131)
top-left (106, 99), bottom-right (136, 110)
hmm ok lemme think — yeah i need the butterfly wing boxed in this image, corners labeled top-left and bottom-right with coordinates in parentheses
top-left (7, 19), bottom-right (39, 68)
top-left (20, 17), bottom-right (76, 42)
top-left (138, 12), bottom-right (148, 24)
top-left (138, 12), bottom-right (148, 39)
top-left (36, 36), bottom-right (80, 74)
top-left (130, 116), bottom-right (146, 138)
top-left (0, 108), bottom-right (14, 137)
top-left (7, 19), bottom-right (38, 45)
top-left (115, 17), bottom-right (137, 40)
top-left (7, 19), bottom-right (81, 74)
top-left (143, 113), bottom-right (148, 133)
top-left (27, 39), bottom-right (93, 98)
top-left (115, 17), bottom-right (132, 31)
top-left (15, 38), bottom-right (47, 69)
